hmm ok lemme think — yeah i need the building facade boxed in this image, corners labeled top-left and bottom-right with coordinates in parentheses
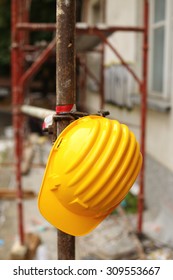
top-left (81, 0), bottom-right (173, 244)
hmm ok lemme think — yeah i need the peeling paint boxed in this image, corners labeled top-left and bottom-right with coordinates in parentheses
top-left (57, 8), bottom-right (64, 15)
top-left (64, 79), bottom-right (71, 88)
top-left (56, 37), bottom-right (61, 44)
top-left (57, 2), bottom-right (65, 16)
top-left (65, 0), bottom-right (70, 7)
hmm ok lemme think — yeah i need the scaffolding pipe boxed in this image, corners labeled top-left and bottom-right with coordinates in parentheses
top-left (19, 38), bottom-right (56, 88)
top-left (138, 0), bottom-right (149, 234)
top-left (56, 0), bottom-right (76, 260)
top-left (76, 55), bottom-right (87, 110)
top-left (17, 22), bottom-right (145, 33)
top-left (17, 22), bottom-right (56, 31)
top-left (21, 105), bottom-right (55, 119)
top-left (100, 0), bottom-right (106, 110)
top-left (11, 0), bottom-right (25, 245)
top-left (76, 26), bottom-right (145, 34)
top-left (100, 43), bottom-right (105, 109)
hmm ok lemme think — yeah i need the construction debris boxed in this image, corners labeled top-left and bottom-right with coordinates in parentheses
top-left (25, 233), bottom-right (42, 260)
top-left (10, 242), bottom-right (28, 260)
top-left (10, 233), bottom-right (41, 260)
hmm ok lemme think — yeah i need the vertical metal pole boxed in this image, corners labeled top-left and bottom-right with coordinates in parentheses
top-left (138, 0), bottom-right (149, 234)
top-left (11, 0), bottom-right (25, 245)
top-left (82, 55), bottom-right (87, 110)
top-left (56, 0), bottom-right (76, 260)
top-left (78, 55), bottom-right (87, 111)
top-left (100, 43), bottom-right (105, 109)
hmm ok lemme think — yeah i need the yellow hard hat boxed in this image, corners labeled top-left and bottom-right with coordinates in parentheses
top-left (38, 115), bottom-right (142, 236)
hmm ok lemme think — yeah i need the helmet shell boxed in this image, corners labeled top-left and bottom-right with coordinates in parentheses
top-left (38, 115), bottom-right (142, 236)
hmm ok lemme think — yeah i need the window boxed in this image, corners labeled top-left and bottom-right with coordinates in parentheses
top-left (149, 0), bottom-right (172, 100)
top-left (91, 1), bottom-right (101, 24)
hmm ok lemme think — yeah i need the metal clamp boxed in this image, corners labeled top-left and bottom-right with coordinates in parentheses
top-left (42, 110), bottom-right (110, 135)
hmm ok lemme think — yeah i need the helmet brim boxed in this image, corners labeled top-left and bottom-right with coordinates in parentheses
top-left (38, 184), bottom-right (108, 236)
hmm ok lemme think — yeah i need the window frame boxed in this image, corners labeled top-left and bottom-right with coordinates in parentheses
top-left (149, 0), bottom-right (172, 100)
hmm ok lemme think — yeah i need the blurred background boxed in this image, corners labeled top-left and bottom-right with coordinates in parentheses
top-left (0, 0), bottom-right (173, 260)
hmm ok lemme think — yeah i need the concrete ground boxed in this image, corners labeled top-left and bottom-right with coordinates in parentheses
top-left (1, 135), bottom-right (138, 260)
top-left (0, 112), bottom-right (173, 260)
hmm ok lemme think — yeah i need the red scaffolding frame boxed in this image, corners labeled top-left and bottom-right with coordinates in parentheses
top-left (11, 0), bottom-right (148, 257)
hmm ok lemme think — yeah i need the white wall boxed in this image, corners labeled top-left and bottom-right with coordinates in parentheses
top-left (105, 0), bottom-right (137, 65)
top-left (86, 91), bottom-right (141, 141)
top-left (146, 106), bottom-right (173, 172)
top-left (85, 0), bottom-right (173, 172)
top-left (84, 0), bottom-right (173, 246)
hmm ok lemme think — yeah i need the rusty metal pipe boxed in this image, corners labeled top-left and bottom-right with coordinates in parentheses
top-left (16, 23), bottom-right (145, 33)
top-left (100, 43), bottom-right (105, 109)
top-left (56, 1), bottom-right (76, 110)
top-left (17, 22), bottom-right (56, 31)
top-left (76, 26), bottom-right (145, 35)
top-left (11, 0), bottom-right (25, 245)
top-left (138, 0), bottom-right (149, 234)
top-left (19, 38), bottom-right (56, 88)
top-left (80, 55), bottom-right (87, 111)
top-left (56, 0), bottom-right (76, 260)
